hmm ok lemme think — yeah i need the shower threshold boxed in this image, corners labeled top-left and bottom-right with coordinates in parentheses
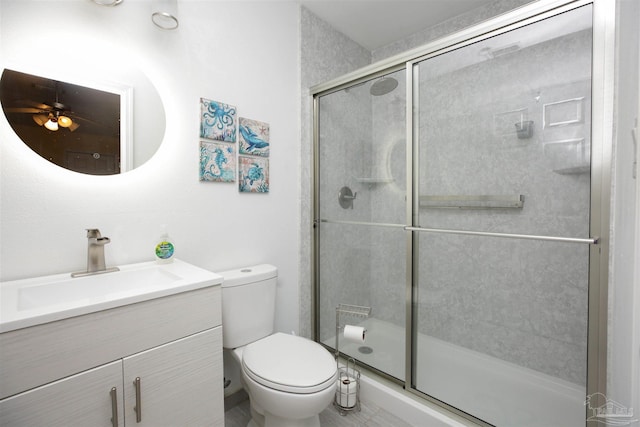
top-left (324, 318), bottom-right (585, 427)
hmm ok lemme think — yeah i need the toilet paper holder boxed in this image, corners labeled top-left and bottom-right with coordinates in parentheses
top-left (335, 358), bottom-right (360, 415)
top-left (334, 303), bottom-right (371, 415)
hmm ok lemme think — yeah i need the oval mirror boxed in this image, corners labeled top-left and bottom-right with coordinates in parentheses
top-left (0, 68), bottom-right (165, 175)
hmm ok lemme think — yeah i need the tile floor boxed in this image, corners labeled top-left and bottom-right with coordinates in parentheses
top-left (224, 396), bottom-right (413, 427)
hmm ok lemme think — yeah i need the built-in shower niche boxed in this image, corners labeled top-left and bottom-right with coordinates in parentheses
top-left (543, 138), bottom-right (590, 174)
top-left (540, 81), bottom-right (591, 174)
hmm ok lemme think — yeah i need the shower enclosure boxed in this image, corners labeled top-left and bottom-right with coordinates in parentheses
top-left (312, 2), bottom-right (610, 426)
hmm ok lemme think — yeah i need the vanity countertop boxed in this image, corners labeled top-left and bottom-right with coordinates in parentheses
top-left (0, 259), bottom-right (222, 333)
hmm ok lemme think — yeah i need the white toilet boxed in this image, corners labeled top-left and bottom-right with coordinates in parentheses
top-left (220, 264), bottom-right (337, 427)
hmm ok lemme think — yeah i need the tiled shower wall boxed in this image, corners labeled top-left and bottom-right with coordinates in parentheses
top-left (317, 87), bottom-right (375, 342)
top-left (366, 26), bottom-right (592, 384)
top-left (299, 6), bottom-right (371, 339)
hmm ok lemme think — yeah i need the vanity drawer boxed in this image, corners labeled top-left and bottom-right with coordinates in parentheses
top-left (0, 285), bottom-right (221, 399)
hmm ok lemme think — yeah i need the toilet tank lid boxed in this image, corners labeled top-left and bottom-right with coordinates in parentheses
top-left (220, 264), bottom-right (277, 288)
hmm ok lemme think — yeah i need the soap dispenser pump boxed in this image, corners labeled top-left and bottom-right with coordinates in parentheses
top-left (155, 225), bottom-right (175, 263)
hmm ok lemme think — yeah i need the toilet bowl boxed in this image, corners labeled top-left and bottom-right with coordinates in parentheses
top-left (220, 265), bottom-right (337, 427)
top-left (232, 333), bottom-right (337, 427)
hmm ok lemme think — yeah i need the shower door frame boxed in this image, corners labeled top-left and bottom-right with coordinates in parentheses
top-left (311, 0), bottom-right (615, 424)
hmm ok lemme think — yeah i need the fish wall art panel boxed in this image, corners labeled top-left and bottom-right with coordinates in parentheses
top-left (200, 98), bottom-right (237, 142)
top-left (238, 156), bottom-right (269, 193)
top-left (200, 141), bottom-right (236, 182)
top-left (239, 117), bottom-right (270, 157)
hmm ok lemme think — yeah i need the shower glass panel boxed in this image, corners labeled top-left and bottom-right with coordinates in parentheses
top-left (316, 68), bottom-right (407, 380)
top-left (413, 5), bottom-right (592, 426)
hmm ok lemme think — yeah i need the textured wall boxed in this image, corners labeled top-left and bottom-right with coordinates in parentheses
top-left (299, 7), bottom-right (371, 339)
top-left (372, 0), bottom-right (533, 62)
top-left (413, 22), bottom-right (592, 385)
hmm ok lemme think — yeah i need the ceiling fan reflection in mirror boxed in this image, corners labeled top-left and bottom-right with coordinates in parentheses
top-left (6, 82), bottom-right (90, 132)
top-left (1, 68), bottom-right (123, 175)
top-left (1, 69), bottom-right (120, 136)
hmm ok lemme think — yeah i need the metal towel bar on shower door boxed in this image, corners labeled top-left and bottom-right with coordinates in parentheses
top-left (404, 226), bottom-right (599, 245)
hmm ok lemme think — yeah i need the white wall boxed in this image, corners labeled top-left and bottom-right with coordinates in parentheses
top-left (609, 0), bottom-right (640, 416)
top-left (0, 0), bottom-right (301, 334)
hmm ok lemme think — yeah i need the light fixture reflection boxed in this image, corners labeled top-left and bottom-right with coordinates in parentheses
top-left (34, 112), bottom-right (78, 132)
top-left (44, 116), bottom-right (59, 131)
top-left (58, 115), bottom-right (73, 128)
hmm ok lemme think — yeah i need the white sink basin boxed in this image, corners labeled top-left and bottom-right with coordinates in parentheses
top-left (1, 259), bottom-right (222, 333)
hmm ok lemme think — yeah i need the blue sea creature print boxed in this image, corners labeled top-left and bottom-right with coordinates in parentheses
top-left (246, 162), bottom-right (264, 184)
top-left (240, 125), bottom-right (269, 152)
top-left (200, 98), bottom-right (237, 142)
top-left (200, 141), bottom-right (236, 182)
top-left (239, 117), bottom-right (269, 157)
top-left (239, 156), bottom-right (269, 193)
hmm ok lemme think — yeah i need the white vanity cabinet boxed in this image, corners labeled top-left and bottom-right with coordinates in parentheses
top-left (122, 327), bottom-right (223, 427)
top-left (0, 360), bottom-right (124, 427)
top-left (0, 285), bottom-right (224, 427)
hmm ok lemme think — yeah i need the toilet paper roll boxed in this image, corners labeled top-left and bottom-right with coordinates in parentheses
top-left (336, 375), bottom-right (358, 408)
top-left (343, 325), bottom-right (366, 343)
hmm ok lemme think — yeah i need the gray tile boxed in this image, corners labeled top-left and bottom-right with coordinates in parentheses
top-left (320, 401), bottom-right (380, 426)
top-left (224, 399), bottom-right (251, 427)
top-left (364, 409), bottom-right (414, 427)
top-left (225, 398), bottom-right (411, 427)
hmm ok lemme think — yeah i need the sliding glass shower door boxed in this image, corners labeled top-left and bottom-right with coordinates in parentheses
top-left (315, 68), bottom-right (408, 380)
top-left (411, 6), bottom-right (593, 425)
top-left (314, 3), bottom-right (603, 426)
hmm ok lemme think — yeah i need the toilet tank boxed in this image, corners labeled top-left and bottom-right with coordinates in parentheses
top-left (220, 264), bottom-right (277, 349)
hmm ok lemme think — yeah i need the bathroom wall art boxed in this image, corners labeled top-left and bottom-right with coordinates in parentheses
top-left (200, 98), bottom-right (237, 142)
top-left (200, 141), bottom-right (236, 182)
top-left (239, 117), bottom-right (270, 157)
top-left (238, 156), bottom-right (269, 193)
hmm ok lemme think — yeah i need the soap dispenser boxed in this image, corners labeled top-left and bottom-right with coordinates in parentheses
top-left (155, 225), bottom-right (175, 263)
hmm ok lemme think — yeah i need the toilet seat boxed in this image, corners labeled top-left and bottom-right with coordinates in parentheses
top-left (242, 332), bottom-right (337, 394)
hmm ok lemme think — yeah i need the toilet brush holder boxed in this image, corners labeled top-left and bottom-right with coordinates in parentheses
top-left (335, 357), bottom-right (361, 415)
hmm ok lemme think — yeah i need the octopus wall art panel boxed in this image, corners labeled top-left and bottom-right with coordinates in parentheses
top-left (200, 98), bottom-right (237, 142)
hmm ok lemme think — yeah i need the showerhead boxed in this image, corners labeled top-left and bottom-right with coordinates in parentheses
top-left (370, 77), bottom-right (398, 96)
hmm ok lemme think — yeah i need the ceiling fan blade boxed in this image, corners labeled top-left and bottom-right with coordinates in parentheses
top-left (66, 112), bottom-right (104, 127)
top-left (15, 99), bottom-right (53, 110)
top-left (5, 107), bottom-right (48, 114)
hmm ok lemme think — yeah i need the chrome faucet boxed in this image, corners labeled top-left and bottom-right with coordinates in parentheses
top-left (71, 229), bottom-right (120, 277)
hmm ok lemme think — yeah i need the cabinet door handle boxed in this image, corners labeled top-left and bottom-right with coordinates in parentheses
top-left (133, 377), bottom-right (142, 423)
top-left (110, 387), bottom-right (119, 427)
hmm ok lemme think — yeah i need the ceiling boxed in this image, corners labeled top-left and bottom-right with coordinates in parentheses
top-left (298, 0), bottom-right (496, 51)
